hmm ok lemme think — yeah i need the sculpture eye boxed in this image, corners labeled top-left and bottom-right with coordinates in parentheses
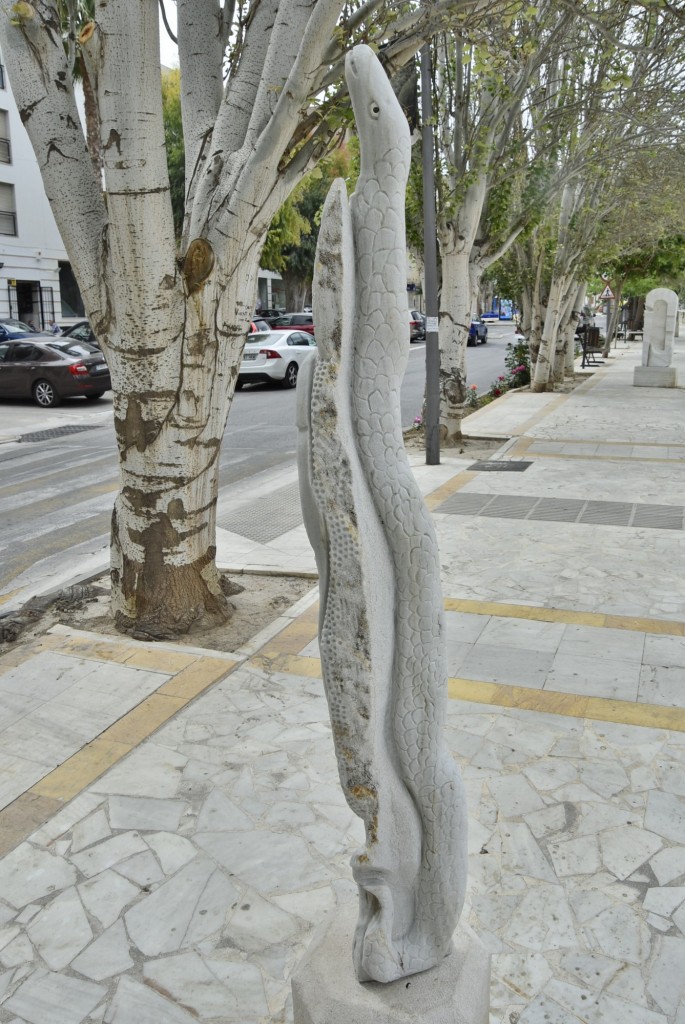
top-left (369, 101), bottom-right (381, 119)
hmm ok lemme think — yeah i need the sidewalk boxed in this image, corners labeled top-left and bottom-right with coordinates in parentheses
top-left (0, 339), bottom-right (684, 1023)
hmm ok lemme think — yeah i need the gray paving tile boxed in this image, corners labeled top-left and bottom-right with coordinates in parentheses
top-left (0, 652), bottom-right (96, 700)
top-left (0, 691), bottom-right (41, 732)
top-left (444, 640), bottom-right (473, 676)
top-left (556, 624), bottom-right (645, 663)
top-left (444, 611), bottom-right (490, 644)
top-left (546, 653), bottom-right (640, 701)
top-left (639, 665), bottom-right (685, 708)
top-left (477, 616), bottom-right (565, 653)
top-left (643, 634), bottom-right (685, 669)
top-left (458, 644), bottom-right (554, 688)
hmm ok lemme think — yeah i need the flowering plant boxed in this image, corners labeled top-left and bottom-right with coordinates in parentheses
top-left (467, 383), bottom-right (479, 408)
top-left (504, 341), bottom-right (531, 385)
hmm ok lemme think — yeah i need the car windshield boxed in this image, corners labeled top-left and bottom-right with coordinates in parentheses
top-left (245, 332), bottom-right (271, 346)
top-left (2, 320), bottom-right (34, 336)
top-left (49, 341), bottom-right (99, 357)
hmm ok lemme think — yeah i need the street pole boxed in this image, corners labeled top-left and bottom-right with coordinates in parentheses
top-left (421, 43), bottom-right (440, 466)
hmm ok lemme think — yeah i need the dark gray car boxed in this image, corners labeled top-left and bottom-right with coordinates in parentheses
top-left (0, 338), bottom-right (111, 407)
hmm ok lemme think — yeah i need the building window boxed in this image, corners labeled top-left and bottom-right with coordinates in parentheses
top-left (59, 262), bottom-right (85, 317)
top-left (0, 181), bottom-right (16, 235)
top-left (0, 65), bottom-right (5, 90)
top-left (0, 110), bottom-right (10, 164)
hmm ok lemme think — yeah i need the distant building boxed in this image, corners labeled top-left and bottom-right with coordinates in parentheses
top-left (0, 52), bottom-right (84, 330)
top-left (0, 54), bottom-right (283, 330)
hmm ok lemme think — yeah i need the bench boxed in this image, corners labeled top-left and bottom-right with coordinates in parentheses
top-left (580, 326), bottom-right (604, 368)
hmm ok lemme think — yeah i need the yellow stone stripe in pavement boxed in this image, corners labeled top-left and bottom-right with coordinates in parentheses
top-left (250, 651), bottom-right (323, 679)
top-left (0, 652), bottom-right (238, 854)
top-left (425, 471), bottom-right (480, 511)
top-left (443, 597), bottom-right (685, 636)
top-left (447, 677), bottom-right (685, 734)
top-left (26, 654), bottom-right (238, 803)
top-left (244, 648), bottom-right (685, 733)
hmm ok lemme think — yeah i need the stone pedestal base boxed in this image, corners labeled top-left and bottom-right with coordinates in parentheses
top-left (292, 903), bottom-right (491, 1024)
top-left (633, 366), bottom-right (677, 387)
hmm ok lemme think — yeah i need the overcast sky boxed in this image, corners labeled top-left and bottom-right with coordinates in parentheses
top-left (159, 4), bottom-right (179, 68)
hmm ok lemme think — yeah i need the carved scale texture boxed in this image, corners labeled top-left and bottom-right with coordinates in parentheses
top-left (299, 178), bottom-right (426, 984)
top-left (297, 45), bottom-right (468, 985)
top-left (346, 46), bottom-right (468, 982)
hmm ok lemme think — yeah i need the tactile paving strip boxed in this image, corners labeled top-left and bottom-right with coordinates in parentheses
top-left (19, 425), bottom-right (102, 443)
top-left (468, 460), bottom-right (532, 472)
top-left (217, 480), bottom-right (304, 544)
top-left (436, 492), bottom-right (685, 530)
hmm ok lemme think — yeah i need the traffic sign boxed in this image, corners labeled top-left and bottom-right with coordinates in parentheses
top-left (600, 285), bottom-right (614, 300)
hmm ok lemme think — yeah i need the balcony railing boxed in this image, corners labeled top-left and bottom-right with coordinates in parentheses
top-left (0, 210), bottom-right (17, 235)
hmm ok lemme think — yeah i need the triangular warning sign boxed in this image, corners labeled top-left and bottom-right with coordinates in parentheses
top-left (600, 285), bottom-right (614, 299)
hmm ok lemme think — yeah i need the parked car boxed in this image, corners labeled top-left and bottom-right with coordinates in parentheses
top-left (0, 319), bottom-right (53, 341)
top-left (468, 315), bottom-right (488, 345)
top-left (60, 320), bottom-right (100, 347)
top-left (270, 313), bottom-right (315, 335)
top-left (250, 318), bottom-right (272, 334)
top-left (408, 311), bottom-right (424, 342)
top-left (0, 337), bottom-right (111, 406)
top-left (237, 329), bottom-right (316, 389)
top-left (409, 309), bottom-right (426, 340)
top-left (255, 308), bottom-right (283, 323)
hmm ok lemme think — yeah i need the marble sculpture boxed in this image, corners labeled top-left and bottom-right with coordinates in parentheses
top-left (634, 287), bottom-right (679, 387)
top-left (296, 44), bottom-right (468, 985)
top-left (642, 287), bottom-right (678, 366)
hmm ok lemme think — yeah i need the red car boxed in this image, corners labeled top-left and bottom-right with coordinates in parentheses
top-left (270, 313), bottom-right (315, 335)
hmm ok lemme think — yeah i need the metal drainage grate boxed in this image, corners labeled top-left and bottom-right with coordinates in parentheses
top-left (217, 480), bottom-right (304, 544)
top-left (436, 491), bottom-right (685, 531)
top-left (478, 495), bottom-right (538, 518)
top-left (19, 424), bottom-right (102, 443)
top-left (468, 460), bottom-right (532, 472)
top-left (632, 504), bottom-right (685, 530)
top-left (579, 501), bottom-right (633, 527)
top-left (527, 497), bottom-right (586, 522)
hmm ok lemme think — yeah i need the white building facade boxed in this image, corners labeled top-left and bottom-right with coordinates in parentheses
top-left (0, 53), bottom-right (84, 331)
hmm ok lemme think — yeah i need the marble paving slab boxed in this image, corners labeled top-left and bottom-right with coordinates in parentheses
top-left (0, 653), bottom-right (172, 811)
top-left (0, 659), bottom-right (683, 1023)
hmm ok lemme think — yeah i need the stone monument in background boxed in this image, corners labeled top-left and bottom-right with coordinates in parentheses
top-left (633, 287), bottom-right (679, 387)
top-left (293, 44), bottom-right (489, 1024)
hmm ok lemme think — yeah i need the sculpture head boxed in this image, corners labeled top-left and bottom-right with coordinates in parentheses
top-left (345, 45), bottom-right (411, 181)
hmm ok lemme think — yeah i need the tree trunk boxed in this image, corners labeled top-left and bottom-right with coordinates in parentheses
top-left (566, 281), bottom-right (585, 376)
top-left (437, 170), bottom-right (486, 444)
top-left (528, 240), bottom-right (546, 367)
top-left (552, 279), bottom-right (577, 383)
top-left (282, 273), bottom-right (310, 312)
top-left (438, 247), bottom-right (473, 444)
top-left (533, 271), bottom-right (571, 391)
top-left (531, 185), bottom-right (575, 392)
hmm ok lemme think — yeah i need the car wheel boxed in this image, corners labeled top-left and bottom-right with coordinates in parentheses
top-left (33, 379), bottom-right (61, 407)
top-left (481, 331), bottom-right (487, 343)
top-left (282, 362), bottom-right (298, 389)
top-left (85, 392), bottom-right (104, 400)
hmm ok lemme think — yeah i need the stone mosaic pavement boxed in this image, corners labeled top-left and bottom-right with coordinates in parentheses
top-left (0, 340), bottom-right (684, 1023)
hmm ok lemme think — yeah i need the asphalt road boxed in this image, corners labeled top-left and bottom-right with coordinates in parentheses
top-left (0, 321), bottom-right (517, 600)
